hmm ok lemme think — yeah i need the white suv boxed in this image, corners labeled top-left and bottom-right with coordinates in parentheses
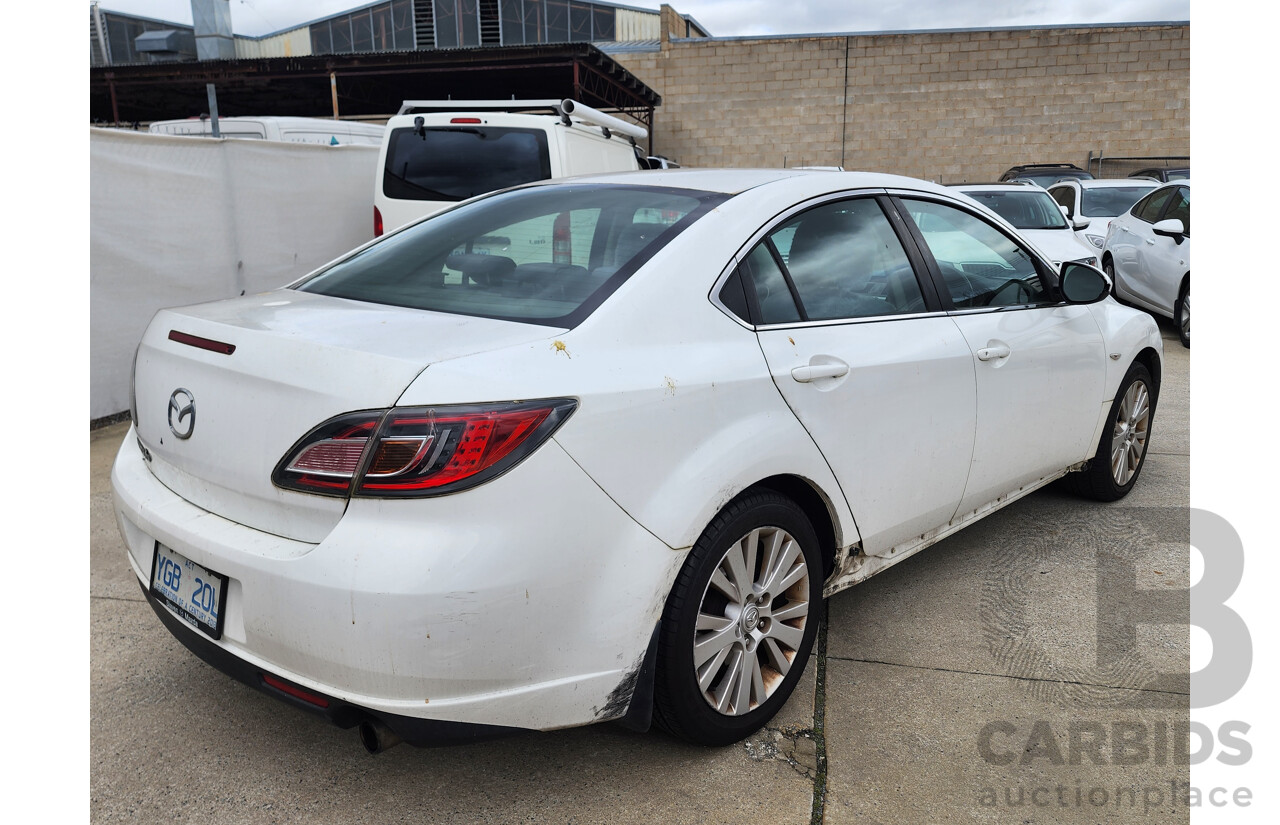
top-left (1047, 178), bottom-right (1158, 252)
top-left (374, 99), bottom-right (645, 236)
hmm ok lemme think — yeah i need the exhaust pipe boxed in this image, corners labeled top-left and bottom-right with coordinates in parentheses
top-left (358, 720), bottom-right (403, 755)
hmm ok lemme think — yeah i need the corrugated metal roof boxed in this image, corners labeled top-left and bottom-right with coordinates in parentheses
top-left (597, 40), bottom-right (661, 53)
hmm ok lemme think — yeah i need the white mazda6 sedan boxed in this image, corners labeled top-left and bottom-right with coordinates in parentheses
top-left (112, 169), bottom-right (1163, 752)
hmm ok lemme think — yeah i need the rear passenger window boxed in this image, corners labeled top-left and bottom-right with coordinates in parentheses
top-left (740, 244), bottom-right (800, 324)
top-left (739, 198), bottom-right (926, 324)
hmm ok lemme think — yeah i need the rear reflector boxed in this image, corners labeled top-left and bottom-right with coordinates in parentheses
top-left (169, 330), bottom-right (235, 355)
top-left (262, 673), bottom-right (330, 708)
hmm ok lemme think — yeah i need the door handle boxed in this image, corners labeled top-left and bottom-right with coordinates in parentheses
top-left (791, 363), bottom-right (850, 382)
top-left (976, 344), bottom-right (1011, 361)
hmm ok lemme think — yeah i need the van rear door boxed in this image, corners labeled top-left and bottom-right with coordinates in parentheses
top-left (378, 125), bottom-right (553, 232)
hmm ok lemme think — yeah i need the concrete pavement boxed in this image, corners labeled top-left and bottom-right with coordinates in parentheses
top-left (90, 321), bottom-right (1189, 824)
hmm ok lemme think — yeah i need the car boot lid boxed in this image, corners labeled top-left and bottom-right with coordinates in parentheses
top-left (132, 289), bottom-right (564, 543)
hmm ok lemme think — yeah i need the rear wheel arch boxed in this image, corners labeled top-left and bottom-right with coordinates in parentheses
top-left (747, 475), bottom-right (841, 579)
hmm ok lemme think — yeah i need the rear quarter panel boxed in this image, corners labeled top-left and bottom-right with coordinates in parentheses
top-left (393, 199), bottom-right (860, 553)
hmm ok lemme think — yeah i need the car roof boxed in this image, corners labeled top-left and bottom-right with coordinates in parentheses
top-left (547, 168), bottom-right (959, 197)
top-left (1051, 178), bottom-right (1160, 189)
top-left (954, 183), bottom-right (1053, 193)
top-left (1006, 163), bottom-right (1085, 171)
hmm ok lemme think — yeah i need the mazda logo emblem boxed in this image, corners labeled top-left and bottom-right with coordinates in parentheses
top-left (168, 388), bottom-right (196, 440)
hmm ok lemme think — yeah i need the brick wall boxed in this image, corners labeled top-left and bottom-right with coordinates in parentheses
top-left (616, 23), bottom-right (1189, 182)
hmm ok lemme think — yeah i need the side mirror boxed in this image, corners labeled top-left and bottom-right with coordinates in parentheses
top-left (1060, 261), bottom-right (1110, 304)
top-left (1058, 204), bottom-right (1070, 218)
top-left (1071, 216), bottom-right (1091, 231)
top-left (1152, 218), bottom-right (1186, 243)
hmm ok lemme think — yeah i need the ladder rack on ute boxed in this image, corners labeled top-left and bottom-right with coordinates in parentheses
top-left (396, 98), bottom-right (648, 141)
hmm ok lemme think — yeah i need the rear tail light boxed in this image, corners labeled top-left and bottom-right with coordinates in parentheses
top-left (272, 399), bottom-right (576, 498)
top-left (374, 205), bottom-right (384, 237)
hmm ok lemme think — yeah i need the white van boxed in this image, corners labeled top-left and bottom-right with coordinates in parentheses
top-left (148, 116), bottom-right (385, 146)
top-left (374, 99), bottom-right (645, 236)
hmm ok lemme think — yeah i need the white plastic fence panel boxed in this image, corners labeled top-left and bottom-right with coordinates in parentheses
top-left (91, 128), bottom-right (379, 419)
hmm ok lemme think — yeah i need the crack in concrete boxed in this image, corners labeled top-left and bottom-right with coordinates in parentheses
top-left (742, 603), bottom-right (830, 823)
top-left (827, 655), bottom-right (1190, 696)
top-left (808, 602), bottom-right (829, 825)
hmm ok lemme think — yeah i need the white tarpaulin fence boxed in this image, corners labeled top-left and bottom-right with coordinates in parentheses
top-left (90, 127), bottom-right (380, 420)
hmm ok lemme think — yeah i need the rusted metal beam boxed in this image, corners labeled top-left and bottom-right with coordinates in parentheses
top-left (89, 43), bottom-right (661, 123)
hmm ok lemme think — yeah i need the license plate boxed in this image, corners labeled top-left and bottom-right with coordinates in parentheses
top-left (150, 542), bottom-right (228, 640)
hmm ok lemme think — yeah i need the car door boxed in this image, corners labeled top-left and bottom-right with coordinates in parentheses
top-left (1111, 186), bottom-right (1179, 310)
top-left (893, 194), bottom-right (1108, 516)
top-left (734, 194), bottom-right (978, 557)
top-left (1130, 185), bottom-right (1190, 315)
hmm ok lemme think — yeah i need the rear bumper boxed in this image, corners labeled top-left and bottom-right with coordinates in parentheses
top-left (138, 577), bottom-right (522, 746)
top-left (112, 425), bottom-right (686, 735)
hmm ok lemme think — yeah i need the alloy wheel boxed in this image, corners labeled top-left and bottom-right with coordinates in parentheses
top-left (692, 526), bottom-right (810, 716)
top-left (1111, 380), bottom-right (1150, 486)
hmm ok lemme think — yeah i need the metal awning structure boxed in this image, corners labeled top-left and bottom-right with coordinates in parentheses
top-left (90, 42), bottom-right (660, 148)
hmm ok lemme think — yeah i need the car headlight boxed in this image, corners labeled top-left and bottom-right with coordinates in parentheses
top-left (1085, 235), bottom-right (1106, 249)
top-left (1072, 256), bottom-right (1099, 268)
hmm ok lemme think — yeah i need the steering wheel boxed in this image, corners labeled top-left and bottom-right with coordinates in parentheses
top-left (988, 278), bottom-right (1035, 306)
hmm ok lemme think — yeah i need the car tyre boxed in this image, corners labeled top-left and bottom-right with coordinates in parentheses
top-left (652, 490), bottom-right (822, 746)
top-left (1175, 280), bottom-right (1190, 348)
top-left (1102, 258), bottom-right (1119, 300)
top-left (1065, 362), bottom-right (1156, 501)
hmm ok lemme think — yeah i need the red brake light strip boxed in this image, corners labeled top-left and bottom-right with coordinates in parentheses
top-left (169, 330), bottom-right (236, 355)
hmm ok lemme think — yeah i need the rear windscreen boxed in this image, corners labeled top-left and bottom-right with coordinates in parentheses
top-left (297, 184), bottom-right (726, 327)
top-left (382, 126), bottom-right (552, 202)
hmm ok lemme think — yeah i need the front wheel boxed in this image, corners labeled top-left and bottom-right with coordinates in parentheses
top-left (1103, 258), bottom-right (1119, 300)
top-left (652, 491), bottom-right (822, 746)
top-left (1065, 362), bottom-right (1156, 501)
top-left (1175, 280), bottom-right (1190, 348)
